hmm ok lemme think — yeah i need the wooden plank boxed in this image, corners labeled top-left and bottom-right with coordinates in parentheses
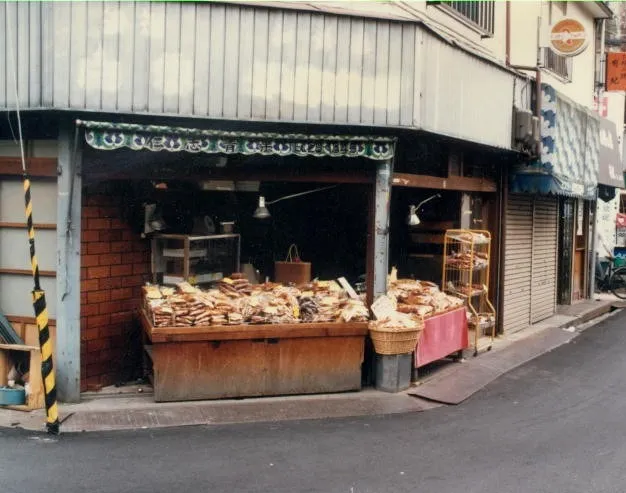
top-left (91, 168), bottom-right (375, 184)
top-left (0, 2), bottom-right (5, 107)
top-left (237, 7), bottom-right (255, 119)
top-left (152, 335), bottom-right (364, 401)
top-left (142, 309), bottom-right (368, 343)
top-left (178, 4), bottom-right (196, 116)
top-left (16, 3), bottom-right (29, 108)
top-left (399, 23), bottom-right (415, 126)
top-left (360, 19), bottom-right (376, 124)
top-left (0, 268), bottom-right (55, 277)
top-left (132, 1), bottom-right (150, 112)
top-left (40, 2), bottom-right (53, 106)
top-left (321, 15), bottom-right (338, 122)
top-left (0, 222), bottom-right (56, 230)
top-left (208, 4), bottom-right (226, 117)
top-left (193, 4), bottom-right (210, 115)
top-left (373, 21), bottom-right (389, 125)
top-left (392, 173), bottom-right (497, 192)
top-left (7, 316), bottom-right (57, 325)
top-left (68, 2), bottom-right (87, 107)
top-left (251, 8), bottom-right (269, 119)
top-left (293, 12), bottom-right (311, 122)
top-left (85, 2), bottom-right (103, 110)
top-left (279, 11), bottom-right (297, 119)
top-left (307, 14), bottom-right (324, 122)
top-left (265, 9), bottom-right (283, 119)
top-left (0, 350), bottom-right (8, 386)
top-left (386, 23), bottom-right (402, 125)
top-left (148, 1), bottom-right (166, 113)
top-left (334, 17), bottom-right (351, 122)
top-left (222, 6), bottom-right (241, 118)
top-left (347, 18), bottom-right (364, 124)
top-left (0, 157), bottom-right (57, 177)
top-left (163, 2), bottom-right (182, 114)
top-left (0, 343), bottom-right (38, 351)
top-left (116, 1), bottom-right (135, 112)
top-left (101, 2), bottom-right (120, 111)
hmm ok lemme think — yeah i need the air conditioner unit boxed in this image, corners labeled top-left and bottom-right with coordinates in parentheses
top-left (513, 108), bottom-right (541, 149)
top-left (514, 108), bottom-right (533, 143)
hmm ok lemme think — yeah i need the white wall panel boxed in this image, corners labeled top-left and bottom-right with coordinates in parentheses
top-left (0, 275), bottom-right (56, 318)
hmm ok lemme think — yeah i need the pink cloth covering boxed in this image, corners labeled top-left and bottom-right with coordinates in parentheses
top-left (414, 307), bottom-right (468, 368)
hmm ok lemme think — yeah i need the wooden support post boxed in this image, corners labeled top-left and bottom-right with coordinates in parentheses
top-left (55, 122), bottom-right (82, 402)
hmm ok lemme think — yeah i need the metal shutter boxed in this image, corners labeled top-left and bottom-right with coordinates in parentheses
top-left (502, 194), bottom-right (533, 332)
top-left (530, 196), bottom-right (558, 323)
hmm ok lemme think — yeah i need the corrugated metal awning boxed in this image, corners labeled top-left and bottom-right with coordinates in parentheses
top-left (76, 120), bottom-right (396, 161)
top-left (510, 84), bottom-right (600, 200)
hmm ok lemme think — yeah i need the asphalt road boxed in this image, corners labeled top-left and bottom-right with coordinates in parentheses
top-left (3, 310), bottom-right (626, 493)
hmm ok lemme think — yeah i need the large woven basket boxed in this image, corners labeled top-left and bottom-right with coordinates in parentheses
top-left (369, 319), bottom-right (424, 355)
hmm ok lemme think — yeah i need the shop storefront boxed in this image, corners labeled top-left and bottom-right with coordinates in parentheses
top-left (508, 84), bottom-right (600, 330)
top-left (74, 120), bottom-right (396, 400)
top-left (388, 137), bottom-right (508, 361)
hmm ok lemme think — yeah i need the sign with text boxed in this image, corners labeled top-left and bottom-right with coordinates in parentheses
top-left (549, 18), bottom-right (588, 57)
top-left (606, 52), bottom-right (626, 92)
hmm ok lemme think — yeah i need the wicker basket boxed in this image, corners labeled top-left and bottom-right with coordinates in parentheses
top-left (369, 319), bottom-right (425, 355)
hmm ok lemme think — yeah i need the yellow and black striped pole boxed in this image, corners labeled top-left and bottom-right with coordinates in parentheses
top-left (23, 174), bottom-right (59, 435)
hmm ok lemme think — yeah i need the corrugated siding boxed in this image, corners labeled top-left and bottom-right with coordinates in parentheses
top-left (1, 1), bottom-right (517, 148)
top-left (530, 197), bottom-right (558, 323)
top-left (503, 194), bottom-right (532, 333)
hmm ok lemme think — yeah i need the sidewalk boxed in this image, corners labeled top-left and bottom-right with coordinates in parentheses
top-left (409, 295), bottom-right (624, 404)
top-left (1, 296), bottom-right (622, 434)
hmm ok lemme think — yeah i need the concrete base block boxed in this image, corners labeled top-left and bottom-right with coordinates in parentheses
top-left (375, 353), bottom-right (412, 393)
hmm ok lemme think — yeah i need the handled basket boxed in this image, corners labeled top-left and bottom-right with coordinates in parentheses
top-left (369, 318), bottom-right (425, 355)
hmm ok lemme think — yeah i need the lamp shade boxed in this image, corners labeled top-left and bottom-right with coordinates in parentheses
top-left (253, 196), bottom-right (271, 219)
top-left (406, 205), bottom-right (420, 226)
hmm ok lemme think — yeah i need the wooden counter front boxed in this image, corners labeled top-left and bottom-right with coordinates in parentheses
top-left (140, 310), bottom-right (368, 402)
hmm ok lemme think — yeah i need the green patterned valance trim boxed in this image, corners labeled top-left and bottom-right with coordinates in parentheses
top-left (77, 120), bottom-right (395, 161)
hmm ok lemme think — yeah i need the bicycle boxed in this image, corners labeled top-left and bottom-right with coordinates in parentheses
top-left (595, 255), bottom-right (626, 299)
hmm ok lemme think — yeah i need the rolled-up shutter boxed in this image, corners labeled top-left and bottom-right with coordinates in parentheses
top-left (502, 194), bottom-right (533, 332)
top-left (530, 196), bottom-right (558, 323)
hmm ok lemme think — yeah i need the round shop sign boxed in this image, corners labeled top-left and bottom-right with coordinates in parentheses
top-left (549, 18), bottom-right (588, 57)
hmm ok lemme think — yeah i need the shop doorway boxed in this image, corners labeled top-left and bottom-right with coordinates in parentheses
top-left (558, 198), bottom-right (591, 304)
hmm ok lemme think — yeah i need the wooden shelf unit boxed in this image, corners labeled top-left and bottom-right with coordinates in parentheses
top-left (0, 320), bottom-right (56, 411)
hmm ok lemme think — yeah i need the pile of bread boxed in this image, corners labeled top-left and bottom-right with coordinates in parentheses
top-left (387, 279), bottom-right (465, 319)
top-left (143, 277), bottom-right (369, 327)
top-left (445, 251), bottom-right (489, 270)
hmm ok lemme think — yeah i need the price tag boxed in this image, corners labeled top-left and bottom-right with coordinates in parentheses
top-left (337, 277), bottom-right (359, 299)
top-left (371, 295), bottom-right (396, 320)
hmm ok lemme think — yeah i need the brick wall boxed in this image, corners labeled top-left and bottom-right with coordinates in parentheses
top-left (80, 190), bottom-right (150, 391)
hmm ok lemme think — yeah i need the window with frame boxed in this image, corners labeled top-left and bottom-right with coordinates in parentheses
top-left (544, 48), bottom-right (573, 81)
top-left (431, 1), bottom-right (495, 36)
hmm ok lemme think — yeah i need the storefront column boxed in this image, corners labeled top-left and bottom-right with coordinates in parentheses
top-left (56, 122), bottom-right (82, 402)
top-left (372, 159), bottom-right (410, 392)
top-left (373, 159), bottom-right (392, 297)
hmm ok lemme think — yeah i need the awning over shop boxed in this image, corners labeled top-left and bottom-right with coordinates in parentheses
top-left (510, 84), bottom-right (600, 200)
top-left (76, 120), bottom-right (395, 161)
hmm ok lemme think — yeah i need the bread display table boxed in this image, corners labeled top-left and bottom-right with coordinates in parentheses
top-left (140, 309), bottom-right (368, 402)
top-left (414, 307), bottom-right (468, 370)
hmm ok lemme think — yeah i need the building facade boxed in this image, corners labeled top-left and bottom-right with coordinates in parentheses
top-left (0, 1), bottom-right (618, 400)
